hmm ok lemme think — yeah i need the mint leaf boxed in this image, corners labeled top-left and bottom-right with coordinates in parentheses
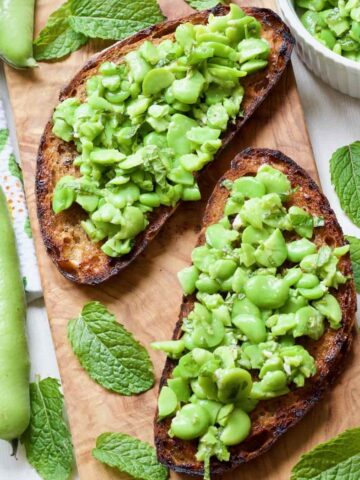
top-left (291, 427), bottom-right (360, 480)
top-left (68, 301), bottom-right (154, 395)
top-left (0, 128), bottom-right (9, 152)
top-left (345, 235), bottom-right (360, 292)
top-left (70, 0), bottom-right (165, 40)
top-left (24, 216), bottom-right (33, 239)
top-left (22, 377), bottom-right (74, 480)
top-left (34, 0), bottom-right (87, 61)
top-left (8, 153), bottom-right (23, 184)
top-left (185, 0), bottom-right (221, 10)
top-left (330, 142), bottom-right (360, 227)
top-left (93, 432), bottom-right (168, 480)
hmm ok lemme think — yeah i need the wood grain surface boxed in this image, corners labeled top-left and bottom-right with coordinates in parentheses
top-left (4, 0), bottom-right (360, 479)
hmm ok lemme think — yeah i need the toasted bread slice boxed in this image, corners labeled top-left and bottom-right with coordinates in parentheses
top-left (154, 148), bottom-right (356, 477)
top-left (36, 5), bottom-right (294, 284)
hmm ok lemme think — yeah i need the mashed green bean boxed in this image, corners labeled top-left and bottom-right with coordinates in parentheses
top-left (153, 165), bottom-right (349, 480)
top-left (51, 4), bottom-right (270, 257)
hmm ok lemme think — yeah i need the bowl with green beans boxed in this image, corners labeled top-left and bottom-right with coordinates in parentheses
top-left (277, 0), bottom-right (360, 97)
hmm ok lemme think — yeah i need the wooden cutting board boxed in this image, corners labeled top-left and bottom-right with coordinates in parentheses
top-left (4, 0), bottom-right (360, 478)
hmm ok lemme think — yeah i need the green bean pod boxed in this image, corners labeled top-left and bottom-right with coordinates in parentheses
top-left (0, 0), bottom-right (37, 68)
top-left (0, 187), bottom-right (30, 441)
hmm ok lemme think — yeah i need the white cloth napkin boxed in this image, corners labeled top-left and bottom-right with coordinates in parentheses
top-left (0, 98), bottom-right (42, 300)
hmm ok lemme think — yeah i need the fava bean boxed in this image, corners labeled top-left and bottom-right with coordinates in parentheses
top-left (245, 275), bottom-right (290, 309)
top-left (283, 268), bottom-right (303, 287)
top-left (220, 408), bottom-right (251, 446)
top-left (198, 376), bottom-right (218, 400)
top-left (151, 340), bottom-right (185, 358)
top-left (232, 177), bottom-right (266, 198)
top-left (232, 297), bottom-right (260, 318)
top-left (231, 267), bottom-right (248, 293)
top-left (242, 225), bottom-right (271, 244)
top-left (142, 68), bottom-right (174, 96)
top-left (209, 259), bottom-right (237, 280)
top-left (178, 266), bottom-right (200, 295)
top-left (172, 71), bottom-right (205, 104)
top-left (217, 403), bottom-right (234, 426)
top-left (294, 306), bottom-right (324, 339)
top-left (256, 164), bottom-right (290, 195)
top-left (170, 404), bottom-right (210, 440)
top-left (232, 314), bottom-right (267, 343)
top-left (313, 293), bottom-right (342, 328)
top-left (192, 313), bottom-right (225, 348)
top-left (296, 273), bottom-right (319, 289)
top-left (195, 274), bottom-right (220, 294)
top-left (280, 293), bottom-right (308, 313)
top-left (125, 51), bottom-right (151, 83)
top-left (205, 223), bottom-right (239, 249)
top-left (158, 386), bottom-right (178, 419)
top-left (167, 114), bottom-right (198, 156)
top-left (287, 238), bottom-right (317, 263)
top-left (168, 377), bottom-right (191, 403)
top-left (192, 398), bottom-right (222, 424)
top-left (254, 228), bottom-right (287, 267)
top-left (298, 284), bottom-right (327, 300)
top-left (216, 368), bottom-right (252, 403)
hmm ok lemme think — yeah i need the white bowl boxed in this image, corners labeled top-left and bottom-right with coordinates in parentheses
top-left (277, 0), bottom-right (360, 98)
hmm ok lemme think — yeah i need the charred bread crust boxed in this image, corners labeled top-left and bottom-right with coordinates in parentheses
top-left (154, 148), bottom-right (356, 477)
top-left (36, 6), bottom-right (294, 284)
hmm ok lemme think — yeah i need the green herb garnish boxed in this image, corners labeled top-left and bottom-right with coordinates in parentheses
top-left (330, 141), bottom-right (360, 227)
top-left (67, 301), bottom-right (154, 395)
top-left (22, 377), bottom-right (74, 480)
top-left (291, 427), bottom-right (360, 479)
top-left (34, 0), bottom-right (164, 61)
top-left (69, 0), bottom-right (164, 41)
top-left (33, 0), bottom-right (87, 61)
top-left (92, 432), bottom-right (169, 480)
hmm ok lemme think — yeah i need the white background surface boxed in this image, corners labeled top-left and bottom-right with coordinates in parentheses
top-left (0, 51), bottom-right (360, 479)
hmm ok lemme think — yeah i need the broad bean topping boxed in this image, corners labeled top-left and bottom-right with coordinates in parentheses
top-left (51, 4), bottom-right (270, 257)
top-left (296, 0), bottom-right (360, 62)
top-left (153, 164), bottom-right (349, 480)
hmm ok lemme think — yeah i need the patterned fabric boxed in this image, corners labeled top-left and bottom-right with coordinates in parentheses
top-left (0, 98), bottom-right (42, 299)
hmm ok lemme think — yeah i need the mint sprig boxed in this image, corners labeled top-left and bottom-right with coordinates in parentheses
top-left (34, 0), bottom-right (164, 61)
top-left (21, 377), bottom-right (74, 480)
top-left (33, 0), bottom-right (87, 61)
top-left (291, 427), bottom-right (360, 479)
top-left (67, 301), bottom-right (154, 395)
top-left (93, 432), bottom-right (169, 480)
top-left (70, 0), bottom-right (164, 40)
top-left (330, 141), bottom-right (360, 228)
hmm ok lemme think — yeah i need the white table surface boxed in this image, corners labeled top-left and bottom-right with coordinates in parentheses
top-left (0, 52), bottom-right (359, 479)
